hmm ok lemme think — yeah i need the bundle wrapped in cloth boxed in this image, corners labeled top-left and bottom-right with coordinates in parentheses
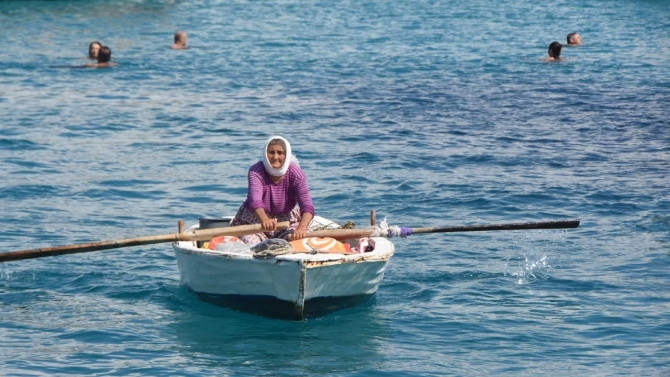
top-left (289, 237), bottom-right (353, 254)
top-left (251, 239), bottom-right (294, 259)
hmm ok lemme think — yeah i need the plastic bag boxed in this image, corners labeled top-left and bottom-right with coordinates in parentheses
top-left (354, 238), bottom-right (376, 253)
top-left (214, 242), bottom-right (253, 255)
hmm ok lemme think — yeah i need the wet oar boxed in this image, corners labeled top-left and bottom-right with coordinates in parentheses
top-left (306, 219), bottom-right (580, 241)
top-left (0, 221), bottom-right (290, 263)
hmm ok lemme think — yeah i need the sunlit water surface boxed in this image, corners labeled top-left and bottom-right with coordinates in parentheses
top-left (1, 0), bottom-right (669, 375)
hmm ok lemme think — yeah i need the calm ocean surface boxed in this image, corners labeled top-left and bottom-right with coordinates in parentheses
top-left (1, 0), bottom-right (669, 375)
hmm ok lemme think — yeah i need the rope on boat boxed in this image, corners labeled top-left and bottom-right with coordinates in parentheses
top-left (385, 225), bottom-right (414, 238)
top-left (311, 220), bottom-right (356, 231)
top-left (370, 217), bottom-right (413, 238)
top-left (312, 218), bottom-right (412, 238)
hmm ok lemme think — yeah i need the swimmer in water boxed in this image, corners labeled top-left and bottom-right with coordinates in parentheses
top-left (542, 41), bottom-right (563, 61)
top-left (171, 31), bottom-right (188, 49)
top-left (86, 46), bottom-right (117, 67)
top-left (88, 41), bottom-right (102, 59)
top-left (566, 32), bottom-right (582, 46)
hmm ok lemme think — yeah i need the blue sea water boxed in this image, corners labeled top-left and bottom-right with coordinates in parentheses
top-left (1, 0), bottom-right (669, 375)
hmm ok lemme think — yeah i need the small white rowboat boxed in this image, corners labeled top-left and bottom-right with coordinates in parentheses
top-left (172, 216), bottom-right (395, 320)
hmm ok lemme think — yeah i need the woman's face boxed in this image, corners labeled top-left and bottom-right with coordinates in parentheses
top-left (267, 144), bottom-right (286, 169)
top-left (89, 43), bottom-right (101, 58)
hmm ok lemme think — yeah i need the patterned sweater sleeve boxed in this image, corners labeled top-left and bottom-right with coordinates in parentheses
top-left (246, 163), bottom-right (266, 211)
top-left (293, 166), bottom-right (315, 216)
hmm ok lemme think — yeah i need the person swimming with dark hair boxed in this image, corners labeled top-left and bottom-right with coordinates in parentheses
top-left (97, 46), bottom-right (112, 62)
top-left (546, 41), bottom-right (563, 60)
top-left (86, 46), bottom-right (117, 67)
top-left (88, 41), bottom-right (102, 59)
top-left (51, 44), bottom-right (116, 69)
top-left (566, 32), bottom-right (582, 46)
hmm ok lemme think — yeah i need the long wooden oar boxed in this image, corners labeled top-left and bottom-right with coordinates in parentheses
top-left (306, 219), bottom-right (580, 241)
top-left (0, 221), bottom-right (290, 263)
top-left (1, 219), bottom-right (579, 262)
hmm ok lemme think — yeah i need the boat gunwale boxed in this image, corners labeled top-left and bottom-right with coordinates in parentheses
top-left (172, 237), bottom-right (394, 267)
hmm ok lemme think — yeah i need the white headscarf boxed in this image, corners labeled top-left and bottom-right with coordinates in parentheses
top-left (261, 135), bottom-right (298, 177)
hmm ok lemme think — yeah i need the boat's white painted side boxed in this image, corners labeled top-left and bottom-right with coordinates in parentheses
top-left (172, 216), bottom-right (395, 318)
top-left (302, 254), bottom-right (390, 300)
top-left (173, 237), bottom-right (394, 304)
top-left (174, 247), bottom-right (303, 302)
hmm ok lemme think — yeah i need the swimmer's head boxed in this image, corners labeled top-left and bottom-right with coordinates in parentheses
top-left (89, 41), bottom-right (102, 59)
top-left (567, 32), bottom-right (582, 45)
top-left (548, 41), bottom-right (563, 59)
top-left (97, 46), bottom-right (112, 63)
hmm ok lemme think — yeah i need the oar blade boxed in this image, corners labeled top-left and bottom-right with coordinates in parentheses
top-left (412, 220), bottom-right (580, 234)
top-left (0, 235), bottom-right (176, 263)
top-left (0, 221), bottom-right (290, 263)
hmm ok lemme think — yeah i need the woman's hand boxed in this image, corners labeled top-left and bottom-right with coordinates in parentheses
top-left (291, 212), bottom-right (313, 240)
top-left (254, 208), bottom-right (276, 231)
top-left (291, 226), bottom-right (308, 241)
top-left (261, 218), bottom-right (277, 231)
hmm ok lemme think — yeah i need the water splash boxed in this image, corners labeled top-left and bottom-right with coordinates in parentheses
top-left (0, 264), bottom-right (13, 281)
top-left (503, 229), bottom-right (568, 284)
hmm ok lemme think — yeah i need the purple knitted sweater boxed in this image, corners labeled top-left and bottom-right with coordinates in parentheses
top-left (243, 161), bottom-right (315, 216)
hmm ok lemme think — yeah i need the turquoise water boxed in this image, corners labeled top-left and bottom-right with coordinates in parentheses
top-left (1, 0), bottom-right (669, 375)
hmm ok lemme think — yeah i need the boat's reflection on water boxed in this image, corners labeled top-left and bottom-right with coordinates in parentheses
top-left (192, 289), bottom-right (376, 320)
top-left (169, 288), bottom-right (392, 373)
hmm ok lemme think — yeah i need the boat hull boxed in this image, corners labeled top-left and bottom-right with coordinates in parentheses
top-left (190, 291), bottom-right (376, 320)
top-left (173, 237), bottom-right (394, 320)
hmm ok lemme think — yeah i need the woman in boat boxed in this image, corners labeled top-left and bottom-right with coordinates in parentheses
top-left (230, 136), bottom-right (315, 244)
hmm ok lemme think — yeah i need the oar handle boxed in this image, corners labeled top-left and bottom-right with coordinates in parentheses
top-left (306, 228), bottom-right (375, 240)
top-left (0, 221), bottom-right (290, 263)
top-left (180, 221), bottom-right (290, 241)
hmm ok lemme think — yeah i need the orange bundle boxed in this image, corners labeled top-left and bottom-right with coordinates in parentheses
top-left (289, 237), bottom-right (353, 254)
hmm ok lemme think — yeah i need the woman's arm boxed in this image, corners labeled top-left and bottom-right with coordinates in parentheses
top-left (248, 166), bottom-right (276, 231)
top-left (292, 212), bottom-right (313, 240)
top-left (290, 167), bottom-right (315, 240)
top-left (254, 207), bottom-right (277, 231)
top-left (293, 168), bottom-right (315, 216)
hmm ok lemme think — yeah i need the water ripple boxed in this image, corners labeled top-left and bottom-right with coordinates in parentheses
top-left (0, 0), bottom-right (669, 375)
